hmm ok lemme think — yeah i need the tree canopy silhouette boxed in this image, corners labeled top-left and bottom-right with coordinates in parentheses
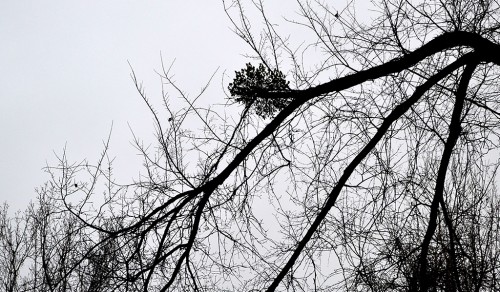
top-left (3, 0), bottom-right (500, 291)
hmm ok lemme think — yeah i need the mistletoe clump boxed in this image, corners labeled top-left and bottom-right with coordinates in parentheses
top-left (228, 63), bottom-right (291, 118)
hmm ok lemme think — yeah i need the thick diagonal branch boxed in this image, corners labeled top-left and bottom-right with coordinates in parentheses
top-left (265, 53), bottom-right (480, 292)
top-left (95, 32), bottom-right (500, 240)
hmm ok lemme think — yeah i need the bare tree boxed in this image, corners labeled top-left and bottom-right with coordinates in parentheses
top-left (3, 0), bottom-right (500, 291)
top-left (0, 204), bottom-right (32, 292)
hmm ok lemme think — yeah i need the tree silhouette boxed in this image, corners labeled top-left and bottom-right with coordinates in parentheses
top-left (3, 0), bottom-right (500, 291)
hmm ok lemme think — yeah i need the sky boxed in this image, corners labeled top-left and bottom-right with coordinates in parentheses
top-left (0, 1), bottom-right (250, 212)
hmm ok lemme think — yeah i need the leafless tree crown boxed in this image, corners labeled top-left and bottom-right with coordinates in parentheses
top-left (3, 0), bottom-right (500, 291)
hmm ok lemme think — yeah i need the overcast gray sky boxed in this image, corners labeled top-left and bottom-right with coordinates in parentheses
top-left (0, 1), bottom-right (251, 211)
